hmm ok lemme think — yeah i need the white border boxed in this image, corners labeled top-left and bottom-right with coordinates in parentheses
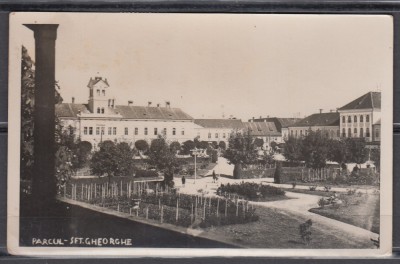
top-left (7, 12), bottom-right (393, 257)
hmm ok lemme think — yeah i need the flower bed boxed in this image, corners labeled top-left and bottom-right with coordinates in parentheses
top-left (217, 182), bottom-right (285, 201)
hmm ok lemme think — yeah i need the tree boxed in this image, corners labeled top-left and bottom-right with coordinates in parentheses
top-left (270, 141), bottom-right (278, 152)
top-left (148, 136), bottom-right (178, 188)
top-left (224, 131), bottom-right (259, 179)
top-left (169, 141), bottom-right (181, 154)
top-left (91, 140), bottom-right (135, 184)
top-left (301, 130), bottom-right (330, 169)
top-left (283, 136), bottom-right (304, 166)
top-left (135, 139), bottom-right (149, 154)
top-left (327, 138), bottom-right (349, 168)
top-left (181, 140), bottom-right (196, 155)
top-left (254, 138), bottom-right (264, 149)
top-left (211, 141), bottom-right (219, 149)
top-left (346, 138), bottom-right (368, 165)
top-left (76, 141), bottom-right (92, 168)
top-left (370, 147), bottom-right (380, 172)
top-left (218, 141), bottom-right (226, 150)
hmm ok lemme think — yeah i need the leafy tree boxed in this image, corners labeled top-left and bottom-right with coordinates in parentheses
top-left (91, 140), bottom-right (135, 184)
top-left (181, 140), bottom-right (196, 155)
top-left (169, 141), bottom-right (181, 154)
top-left (327, 138), bottom-right (349, 168)
top-left (346, 138), bottom-right (369, 165)
top-left (218, 141), bottom-right (226, 150)
top-left (370, 147), bottom-right (380, 172)
top-left (148, 136), bottom-right (178, 188)
top-left (135, 139), bottom-right (149, 154)
top-left (254, 138), bottom-right (264, 149)
top-left (262, 149), bottom-right (275, 166)
top-left (283, 136), bottom-right (304, 166)
top-left (270, 141), bottom-right (278, 152)
top-left (211, 141), bottom-right (219, 149)
top-left (76, 141), bottom-right (92, 168)
top-left (224, 131), bottom-right (258, 179)
top-left (301, 130), bottom-right (330, 169)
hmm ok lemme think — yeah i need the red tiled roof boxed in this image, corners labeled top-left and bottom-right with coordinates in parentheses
top-left (243, 122), bottom-right (281, 137)
top-left (194, 119), bottom-right (243, 129)
top-left (338, 91), bottom-right (381, 111)
top-left (290, 112), bottom-right (340, 127)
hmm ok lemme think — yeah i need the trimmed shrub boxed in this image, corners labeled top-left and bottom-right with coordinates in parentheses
top-left (217, 182), bottom-right (285, 200)
top-left (135, 169), bottom-right (159, 178)
top-left (274, 162), bottom-right (282, 183)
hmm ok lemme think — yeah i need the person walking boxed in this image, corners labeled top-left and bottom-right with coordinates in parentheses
top-left (212, 170), bottom-right (216, 183)
top-left (181, 175), bottom-right (186, 187)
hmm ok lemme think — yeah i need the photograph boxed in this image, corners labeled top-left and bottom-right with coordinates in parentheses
top-left (7, 12), bottom-right (393, 256)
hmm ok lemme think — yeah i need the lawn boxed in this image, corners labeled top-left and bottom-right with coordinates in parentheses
top-left (309, 193), bottom-right (380, 234)
top-left (201, 205), bottom-right (374, 248)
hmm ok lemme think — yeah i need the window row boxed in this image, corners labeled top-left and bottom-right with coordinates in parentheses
top-left (208, 133), bottom-right (227, 139)
top-left (341, 114), bottom-right (370, 123)
top-left (83, 126), bottom-right (185, 136)
top-left (96, 89), bottom-right (106, 96)
top-left (290, 129), bottom-right (340, 138)
top-left (341, 127), bottom-right (371, 138)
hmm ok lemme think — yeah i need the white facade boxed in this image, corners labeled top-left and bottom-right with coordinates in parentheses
top-left (338, 110), bottom-right (381, 142)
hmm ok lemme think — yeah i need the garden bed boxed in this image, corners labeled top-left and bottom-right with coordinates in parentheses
top-left (217, 182), bottom-right (287, 202)
top-left (309, 193), bottom-right (380, 234)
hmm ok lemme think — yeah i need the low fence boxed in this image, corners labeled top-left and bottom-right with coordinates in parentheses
top-left (279, 167), bottom-right (339, 183)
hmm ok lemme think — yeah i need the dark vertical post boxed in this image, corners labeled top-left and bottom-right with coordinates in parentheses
top-left (24, 24), bottom-right (59, 210)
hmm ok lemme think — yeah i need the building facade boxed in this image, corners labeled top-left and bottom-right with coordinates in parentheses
top-left (193, 119), bottom-right (243, 146)
top-left (287, 112), bottom-right (341, 139)
top-left (337, 91), bottom-right (381, 143)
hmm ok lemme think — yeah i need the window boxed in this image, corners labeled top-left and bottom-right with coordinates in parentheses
top-left (208, 132), bottom-right (211, 139)
top-left (102, 90), bottom-right (105, 96)
top-left (89, 127), bottom-right (93, 135)
top-left (144, 127), bottom-right (148, 135)
top-left (366, 128), bottom-right (370, 137)
top-left (291, 130), bottom-right (293, 136)
top-left (135, 127), bottom-right (138, 135)
top-left (300, 130), bottom-right (303, 136)
top-left (163, 128), bottom-right (167, 135)
top-left (342, 128), bottom-right (346, 137)
top-left (360, 115), bottom-right (364, 122)
top-left (348, 116), bottom-right (351, 123)
top-left (173, 128), bottom-right (176, 136)
top-left (360, 128), bottom-right (364, 137)
top-left (154, 128), bottom-right (158, 135)
top-left (125, 127), bottom-right (128, 135)
top-left (113, 127), bottom-right (117, 135)
top-left (223, 133), bottom-right (226, 138)
top-left (337, 129), bottom-right (340, 137)
top-left (108, 127), bottom-right (112, 135)
top-left (354, 115), bottom-right (357, 123)
top-left (342, 116), bottom-right (345, 123)
top-left (97, 107), bottom-right (100, 114)
top-left (84, 127), bottom-right (88, 135)
top-left (348, 128), bottom-right (351, 137)
top-left (101, 108), bottom-right (105, 114)
top-left (295, 130), bottom-right (298, 137)
top-left (96, 127), bottom-right (100, 135)
top-left (215, 133), bottom-right (219, 138)
top-left (366, 115), bottom-right (370, 122)
top-left (181, 129), bottom-right (185, 136)
top-left (97, 89), bottom-right (100, 96)
top-left (354, 128), bottom-right (357, 136)
top-left (108, 99), bottom-right (111, 107)
top-left (101, 127), bottom-right (105, 135)
top-left (376, 129), bottom-right (380, 138)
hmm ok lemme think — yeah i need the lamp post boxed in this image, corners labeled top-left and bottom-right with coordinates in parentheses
top-left (190, 147), bottom-right (203, 184)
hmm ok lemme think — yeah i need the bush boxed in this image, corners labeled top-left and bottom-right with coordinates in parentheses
top-left (309, 186), bottom-right (317, 191)
top-left (292, 182), bottom-right (297, 189)
top-left (318, 197), bottom-right (327, 208)
top-left (217, 182), bottom-right (285, 200)
top-left (324, 186), bottom-right (331, 192)
top-left (135, 169), bottom-right (159, 178)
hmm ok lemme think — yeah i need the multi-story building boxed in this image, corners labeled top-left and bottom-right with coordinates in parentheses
top-left (287, 112), bottom-right (341, 139)
top-left (337, 91), bottom-right (381, 143)
top-left (193, 119), bottom-right (243, 146)
top-left (56, 77), bottom-right (196, 150)
top-left (243, 121), bottom-right (281, 149)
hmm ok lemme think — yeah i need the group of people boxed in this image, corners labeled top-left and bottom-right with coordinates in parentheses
top-left (180, 170), bottom-right (219, 187)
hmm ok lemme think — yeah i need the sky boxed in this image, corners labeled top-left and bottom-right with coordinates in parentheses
top-left (13, 13), bottom-right (393, 120)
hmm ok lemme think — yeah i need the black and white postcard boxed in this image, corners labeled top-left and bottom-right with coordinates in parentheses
top-left (7, 12), bottom-right (393, 256)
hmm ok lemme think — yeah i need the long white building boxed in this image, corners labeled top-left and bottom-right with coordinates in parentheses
top-left (56, 77), bottom-right (196, 150)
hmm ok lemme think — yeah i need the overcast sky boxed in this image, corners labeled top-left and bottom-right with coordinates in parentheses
top-left (14, 13), bottom-right (393, 120)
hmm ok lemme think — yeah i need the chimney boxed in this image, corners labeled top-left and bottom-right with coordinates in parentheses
top-left (157, 103), bottom-right (160, 107)
top-left (148, 101), bottom-right (152, 107)
top-left (319, 109), bottom-right (323, 114)
top-left (166, 101), bottom-right (170, 108)
top-left (128, 100), bottom-right (133, 106)
top-left (72, 97), bottom-right (75, 104)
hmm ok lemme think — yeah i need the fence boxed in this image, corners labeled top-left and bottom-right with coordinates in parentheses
top-left (279, 167), bottom-right (339, 183)
top-left (61, 181), bottom-right (258, 228)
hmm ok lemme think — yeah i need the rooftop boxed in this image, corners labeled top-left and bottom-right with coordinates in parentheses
top-left (290, 112), bottom-right (340, 127)
top-left (194, 119), bottom-right (243, 129)
top-left (242, 122), bottom-right (281, 137)
top-left (338, 91), bottom-right (381, 111)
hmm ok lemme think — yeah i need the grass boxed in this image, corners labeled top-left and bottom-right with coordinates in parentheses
top-left (201, 205), bottom-right (374, 248)
top-left (309, 193), bottom-right (380, 234)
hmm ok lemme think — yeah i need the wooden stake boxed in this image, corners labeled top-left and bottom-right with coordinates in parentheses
top-left (225, 199), bottom-right (228, 217)
top-left (217, 198), bottom-right (220, 217)
top-left (176, 199), bottom-right (179, 222)
top-left (161, 205), bottom-right (164, 223)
